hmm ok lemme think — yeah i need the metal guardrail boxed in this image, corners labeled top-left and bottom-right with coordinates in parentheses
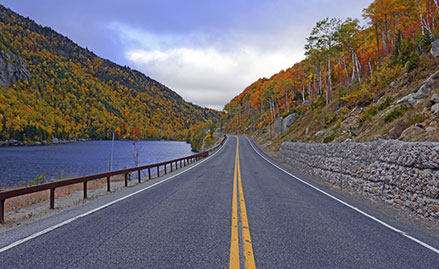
top-left (0, 135), bottom-right (227, 224)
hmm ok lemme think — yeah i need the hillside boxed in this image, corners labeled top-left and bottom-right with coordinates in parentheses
top-left (0, 5), bottom-right (219, 144)
top-left (222, 0), bottom-right (439, 153)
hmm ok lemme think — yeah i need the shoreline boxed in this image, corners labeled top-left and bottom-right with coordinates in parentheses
top-left (0, 138), bottom-right (89, 147)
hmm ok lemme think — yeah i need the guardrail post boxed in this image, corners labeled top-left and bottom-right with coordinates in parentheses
top-left (50, 188), bottom-right (55, 209)
top-left (170, 162), bottom-right (173, 172)
top-left (83, 181), bottom-right (88, 199)
top-left (1, 199), bottom-right (5, 224)
top-left (138, 170), bottom-right (141, 183)
top-left (125, 173), bottom-right (128, 187)
top-left (180, 160), bottom-right (182, 168)
top-left (107, 176), bottom-right (111, 192)
top-left (165, 164), bottom-right (167, 174)
top-left (148, 168), bottom-right (151, 180)
top-left (157, 166), bottom-right (160, 177)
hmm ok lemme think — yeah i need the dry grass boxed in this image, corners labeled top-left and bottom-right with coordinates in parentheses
top-left (4, 176), bottom-right (124, 213)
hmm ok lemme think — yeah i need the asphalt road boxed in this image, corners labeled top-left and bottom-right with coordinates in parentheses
top-left (0, 135), bottom-right (438, 268)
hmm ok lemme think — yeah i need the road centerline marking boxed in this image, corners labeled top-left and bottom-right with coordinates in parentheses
top-left (229, 137), bottom-right (256, 268)
top-left (237, 140), bottom-right (256, 269)
top-left (229, 138), bottom-right (240, 268)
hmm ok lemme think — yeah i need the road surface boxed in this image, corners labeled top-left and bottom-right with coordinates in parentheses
top-left (0, 135), bottom-right (438, 268)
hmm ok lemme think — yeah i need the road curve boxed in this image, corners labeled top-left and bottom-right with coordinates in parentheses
top-left (0, 135), bottom-right (438, 268)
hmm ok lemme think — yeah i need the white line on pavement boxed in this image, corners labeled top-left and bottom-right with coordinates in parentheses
top-left (0, 137), bottom-right (228, 253)
top-left (245, 136), bottom-right (439, 255)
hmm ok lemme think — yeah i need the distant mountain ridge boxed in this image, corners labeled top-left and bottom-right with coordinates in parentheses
top-left (0, 4), bottom-right (219, 143)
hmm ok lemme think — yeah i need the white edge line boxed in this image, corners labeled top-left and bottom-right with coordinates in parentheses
top-left (0, 137), bottom-right (228, 253)
top-left (245, 136), bottom-right (439, 255)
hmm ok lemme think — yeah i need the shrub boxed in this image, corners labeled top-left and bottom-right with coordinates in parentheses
top-left (384, 108), bottom-right (404, 122)
top-left (323, 132), bottom-right (338, 143)
top-left (324, 113), bottom-right (337, 128)
top-left (312, 96), bottom-right (326, 109)
top-left (359, 105), bottom-right (378, 123)
top-left (407, 52), bottom-right (419, 72)
top-left (377, 96), bottom-right (394, 111)
top-left (408, 113), bottom-right (425, 125)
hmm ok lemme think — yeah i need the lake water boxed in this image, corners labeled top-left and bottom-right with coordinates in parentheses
top-left (0, 140), bottom-right (194, 189)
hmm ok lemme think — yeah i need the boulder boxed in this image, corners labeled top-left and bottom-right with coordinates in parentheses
top-left (315, 130), bottom-right (325, 141)
top-left (431, 39), bottom-right (439, 58)
top-left (432, 103), bottom-right (439, 114)
top-left (271, 117), bottom-right (283, 137)
top-left (399, 125), bottom-right (424, 141)
top-left (432, 94), bottom-right (439, 103)
top-left (397, 93), bottom-right (419, 106)
top-left (302, 100), bottom-right (312, 106)
top-left (413, 83), bottom-right (431, 99)
top-left (282, 113), bottom-right (297, 133)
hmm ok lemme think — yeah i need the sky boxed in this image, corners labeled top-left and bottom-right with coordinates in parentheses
top-left (1, 0), bottom-right (372, 110)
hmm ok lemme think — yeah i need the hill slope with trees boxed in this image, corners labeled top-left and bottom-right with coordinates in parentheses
top-left (0, 5), bottom-right (219, 144)
top-left (222, 0), bottom-right (439, 152)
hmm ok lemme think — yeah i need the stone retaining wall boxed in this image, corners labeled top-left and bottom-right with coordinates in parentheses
top-left (278, 140), bottom-right (439, 219)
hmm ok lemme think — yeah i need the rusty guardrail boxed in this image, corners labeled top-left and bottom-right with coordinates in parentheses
top-left (0, 135), bottom-right (227, 224)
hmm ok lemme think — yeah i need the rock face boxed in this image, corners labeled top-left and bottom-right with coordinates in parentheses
top-left (0, 50), bottom-right (31, 88)
top-left (282, 113), bottom-right (297, 133)
top-left (431, 39), bottom-right (439, 58)
top-left (397, 70), bottom-right (439, 106)
top-left (278, 140), bottom-right (439, 219)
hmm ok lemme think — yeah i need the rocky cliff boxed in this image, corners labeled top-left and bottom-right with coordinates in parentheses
top-left (0, 50), bottom-right (30, 88)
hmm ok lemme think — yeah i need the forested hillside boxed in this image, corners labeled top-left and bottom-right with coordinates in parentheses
top-left (223, 0), bottom-right (439, 151)
top-left (0, 5), bottom-right (219, 143)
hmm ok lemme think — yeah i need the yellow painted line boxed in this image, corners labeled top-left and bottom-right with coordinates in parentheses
top-left (229, 138), bottom-right (240, 268)
top-left (237, 138), bottom-right (256, 269)
top-left (229, 137), bottom-right (256, 269)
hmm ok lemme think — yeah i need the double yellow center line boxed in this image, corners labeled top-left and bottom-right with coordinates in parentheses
top-left (229, 137), bottom-right (256, 269)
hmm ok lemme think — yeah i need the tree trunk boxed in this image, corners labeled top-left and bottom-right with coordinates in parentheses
top-left (434, 0), bottom-right (439, 17)
top-left (384, 14), bottom-right (389, 56)
top-left (327, 55), bottom-right (332, 103)
top-left (342, 56), bottom-right (349, 85)
top-left (416, 0), bottom-right (426, 35)
top-left (318, 61), bottom-right (322, 96)
top-left (302, 79), bottom-right (306, 102)
top-left (354, 52), bottom-right (361, 84)
top-left (351, 50), bottom-right (356, 83)
top-left (375, 24), bottom-right (380, 58)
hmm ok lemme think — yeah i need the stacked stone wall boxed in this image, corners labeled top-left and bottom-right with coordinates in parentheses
top-left (278, 140), bottom-right (439, 219)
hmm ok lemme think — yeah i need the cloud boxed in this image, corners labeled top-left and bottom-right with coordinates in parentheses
top-left (126, 45), bottom-right (304, 110)
top-left (2, 0), bottom-right (373, 110)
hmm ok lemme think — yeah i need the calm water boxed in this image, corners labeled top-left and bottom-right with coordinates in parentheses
top-left (0, 140), bottom-right (193, 188)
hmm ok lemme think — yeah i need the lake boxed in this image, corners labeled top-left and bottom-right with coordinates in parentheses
top-left (0, 140), bottom-right (194, 189)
